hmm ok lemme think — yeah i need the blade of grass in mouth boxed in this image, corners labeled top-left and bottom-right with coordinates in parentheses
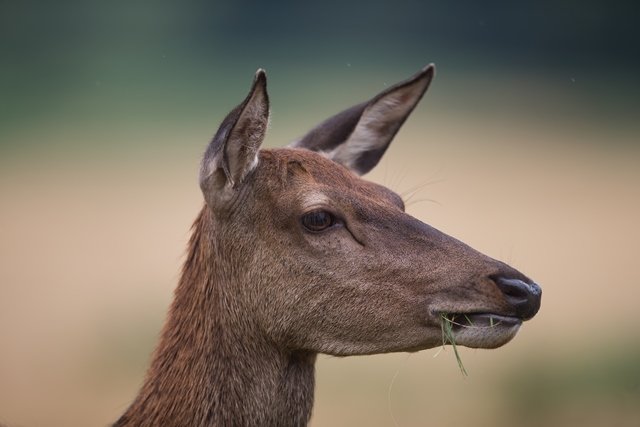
top-left (441, 313), bottom-right (468, 376)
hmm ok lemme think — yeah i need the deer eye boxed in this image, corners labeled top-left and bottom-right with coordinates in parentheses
top-left (301, 210), bottom-right (335, 232)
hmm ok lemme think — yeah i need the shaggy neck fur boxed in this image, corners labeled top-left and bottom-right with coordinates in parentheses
top-left (114, 207), bottom-right (316, 427)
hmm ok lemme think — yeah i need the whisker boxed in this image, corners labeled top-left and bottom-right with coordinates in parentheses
top-left (399, 177), bottom-right (446, 199)
top-left (387, 353), bottom-right (411, 427)
top-left (404, 197), bottom-right (442, 208)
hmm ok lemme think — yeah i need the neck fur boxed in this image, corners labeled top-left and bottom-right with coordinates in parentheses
top-left (114, 207), bottom-right (316, 427)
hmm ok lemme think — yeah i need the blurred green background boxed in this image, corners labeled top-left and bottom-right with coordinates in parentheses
top-left (1, 1), bottom-right (639, 426)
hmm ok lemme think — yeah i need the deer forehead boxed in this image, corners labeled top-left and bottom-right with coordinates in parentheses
top-left (256, 148), bottom-right (403, 212)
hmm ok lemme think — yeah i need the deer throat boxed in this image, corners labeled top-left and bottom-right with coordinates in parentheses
top-left (116, 313), bottom-right (317, 426)
top-left (114, 210), bottom-right (317, 427)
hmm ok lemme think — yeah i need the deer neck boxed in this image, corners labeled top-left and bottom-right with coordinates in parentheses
top-left (115, 208), bottom-right (316, 427)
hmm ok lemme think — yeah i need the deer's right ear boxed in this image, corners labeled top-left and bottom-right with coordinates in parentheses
top-left (199, 69), bottom-right (269, 207)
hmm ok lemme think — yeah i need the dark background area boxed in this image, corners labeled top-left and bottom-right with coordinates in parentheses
top-left (2, 0), bottom-right (639, 139)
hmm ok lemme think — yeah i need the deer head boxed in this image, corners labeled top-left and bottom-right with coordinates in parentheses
top-left (197, 65), bottom-right (541, 357)
top-left (115, 65), bottom-right (542, 427)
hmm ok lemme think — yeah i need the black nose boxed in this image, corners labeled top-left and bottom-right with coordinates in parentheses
top-left (495, 277), bottom-right (542, 320)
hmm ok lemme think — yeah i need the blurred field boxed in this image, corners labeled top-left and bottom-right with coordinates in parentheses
top-left (1, 70), bottom-right (639, 426)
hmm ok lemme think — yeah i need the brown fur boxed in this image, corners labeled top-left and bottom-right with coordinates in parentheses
top-left (115, 202), bottom-right (315, 427)
top-left (114, 67), bottom-right (540, 426)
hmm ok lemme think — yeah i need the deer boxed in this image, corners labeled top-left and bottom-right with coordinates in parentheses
top-left (113, 64), bottom-right (541, 427)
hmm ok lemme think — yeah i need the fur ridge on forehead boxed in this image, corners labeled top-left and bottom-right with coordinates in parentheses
top-left (259, 148), bottom-right (359, 185)
top-left (256, 148), bottom-right (404, 212)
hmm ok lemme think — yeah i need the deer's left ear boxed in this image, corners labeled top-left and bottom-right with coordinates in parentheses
top-left (200, 69), bottom-right (269, 207)
top-left (290, 64), bottom-right (434, 175)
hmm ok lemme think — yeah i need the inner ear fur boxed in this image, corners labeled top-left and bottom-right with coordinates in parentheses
top-left (290, 64), bottom-right (435, 175)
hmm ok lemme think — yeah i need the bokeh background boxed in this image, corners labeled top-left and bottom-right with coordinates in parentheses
top-left (2, 1), bottom-right (639, 426)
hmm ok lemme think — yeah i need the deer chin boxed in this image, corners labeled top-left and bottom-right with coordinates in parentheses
top-left (444, 313), bottom-right (522, 349)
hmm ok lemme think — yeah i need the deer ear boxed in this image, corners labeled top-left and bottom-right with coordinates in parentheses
top-left (290, 64), bottom-right (434, 175)
top-left (200, 69), bottom-right (269, 205)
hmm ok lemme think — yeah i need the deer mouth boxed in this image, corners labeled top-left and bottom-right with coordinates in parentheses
top-left (441, 313), bottom-right (522, 349)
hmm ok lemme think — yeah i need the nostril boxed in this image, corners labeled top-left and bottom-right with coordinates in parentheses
top-left (494, 277), bottom-right (542, 320)
top-left (498, 279), bottom-right (530, 301)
